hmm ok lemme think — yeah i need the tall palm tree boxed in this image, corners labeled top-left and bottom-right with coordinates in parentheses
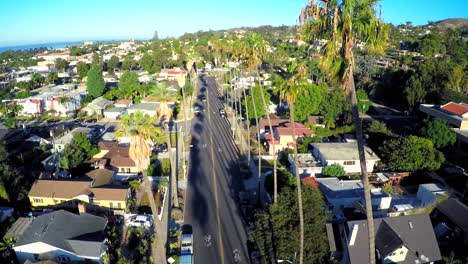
top-left (300, 1), bottom-right (388, 263)
top-left (149, 85), bottom-right (179, 207)
top-left (114, 112), bottom-right (165, 238)
top-left (275, 61), bottom-right (308, 264)
top-left (245, 33), bottom-right (280, 204)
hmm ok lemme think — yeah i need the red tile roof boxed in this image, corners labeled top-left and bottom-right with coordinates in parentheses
top-left (276, 122), bottom-right (313, 137)
top-left (441, 102), bottom-right (468, 116)
top-left (302, 177), bottom-right (319, 188)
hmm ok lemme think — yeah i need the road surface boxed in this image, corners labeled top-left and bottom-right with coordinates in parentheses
top-left (184, 74), bottom-right (249, 264)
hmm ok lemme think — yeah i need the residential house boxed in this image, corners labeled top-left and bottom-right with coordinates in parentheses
top-left (311, 143), bottom-right (380, 174)
top-left (416, 183), bottom-right (447, 207)
top-left (265, 122), bottom-right (313, 154)
top-left (327, 214), bottom-right (441, 264)
top-left (103, 107), bottom-right (125, 119)
top-left (14, 99), bottom-right (43, 116)
top-left (431, 198), bottom-right (468, 246)
top-left (33, 51), bottom-right (69, 61)
top-left (28, 169), bottom-right (129, 213)
top-left (419, 102), bottom-right (468, 144)
top-left (10, 210), bottom-right (107, 264)
top-left (289, 153), bottom-right (323, 178)
top-left (316, 177), bottom-right (391, 218)
top-left (81, 97), bottom-right (113, 116)
top-left (258, 115), bottom-right (288, 139)
top-left (52, 127), bottom-right (93, 153)
top-left (93, 141), bottom-right (140, 179)
top-left (126, 103), bottom-right (159, 117)
top-left (114, 99), bottom-right (133, 108)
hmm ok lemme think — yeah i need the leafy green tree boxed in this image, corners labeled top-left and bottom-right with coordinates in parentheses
top-left (404, 75), bottom-right (425, 109)
top-left (298, 136), bottom-right (322, 153)
top-left (92, 54), bottom-right (102, 65)
top-left (366, 121), bottom-right (396, 151)
top-left (294, 82), bottom-right (327, 121)
top-left (60, 143), bottom-right (86, 170)
top-left (15, 91), bottom-right (31, 99)
top-left (357, 89), bottom-right (371, 113)
top-left (119, 71), bottom-right (140, 99)
top-left (380, 136), bottom-right (445, 171)
top-left (320, 89), bottom-right (347, 128)
top-left (244, 85), bottom-right (271, 120)
top-left (250, 187), bottom-right (329, 264)
top-left (420, 119), bottom-right (456, 148)
top-left (55, 58), bottom-right (69, 71)
top-left (107, 55), bottom-right (119, 72)
top-left (31, 73), bottom-right (45, 86)
top-left (322, 164), bottom-right (346, 177)
top-left (87, 64), bottom-right (105, 98)
top-left (77, 62), bottom-right (90, 79)
top-left (418, 33), bottom-right (445, 57)
top-left (122, 58), bottom-right (137, 70)
top-left (73, 132), bottom-right (99, 157)
top-left (47, 72), bottom-right (58, 84)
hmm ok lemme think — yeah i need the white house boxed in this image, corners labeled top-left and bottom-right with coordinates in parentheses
top-left (11, 210), bottom-right (107, 264)
top-left (289, 153), bottom-right (323, 178)
top-left (126, 103), bottom-right (159, 117)
top-left (104, 107), bottom-right (126, 119)
top-left (311, 142), bottom-right (380, 174)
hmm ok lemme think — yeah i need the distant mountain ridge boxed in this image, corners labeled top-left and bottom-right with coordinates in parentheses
top-left (428, 18), bottom-right (468, 30)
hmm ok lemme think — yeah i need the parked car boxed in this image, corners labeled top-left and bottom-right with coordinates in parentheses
top-left (194, 106), bottom-right (201, 115)
top-left (156, 143), bottom-right (168, 153)
top-left (86, 119), bottom-right (97, 123)
top-left (238, 191), bottom-right (249, 205)
top-left (444, 165), bottom-right (465, 175)
top-left (219, 108), bottom-right (226, 117)
top-left (126, 214), bottom-right (153, 228)
top-left (201, 95), bottom-right (207, 102)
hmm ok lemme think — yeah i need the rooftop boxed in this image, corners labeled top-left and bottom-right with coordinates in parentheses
top-left (312, 142), bottom-right (380, 161)
top-left (127, 102), bottom-right (160, 111)
top-left (289, 153), bottom-right (322, 167)
top-left (441, 102), bottom-right (468, 116)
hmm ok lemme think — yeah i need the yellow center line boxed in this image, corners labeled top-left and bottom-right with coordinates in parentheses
top-left (206, 77), bottom-right (225, 264)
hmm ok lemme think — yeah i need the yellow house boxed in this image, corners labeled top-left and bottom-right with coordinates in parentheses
top-left (94, 141), bottom-right (140, 174)
top-left (29, 169), bottom-right (130, 214)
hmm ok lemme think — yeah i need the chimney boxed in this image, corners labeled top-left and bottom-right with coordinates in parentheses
top-left (78, 203), bottom-right (86, 214)
top-left (348, 224), bottom-right (359, 246)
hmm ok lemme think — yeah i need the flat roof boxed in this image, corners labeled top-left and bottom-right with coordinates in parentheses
top-left (312, 142), bottom-right (380, 161)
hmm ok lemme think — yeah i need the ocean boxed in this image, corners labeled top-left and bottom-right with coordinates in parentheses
top-left (0, 41), bottom-right (85, 53)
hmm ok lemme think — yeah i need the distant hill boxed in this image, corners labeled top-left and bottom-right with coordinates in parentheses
top-left (428, 18), bottom-right (468, 30)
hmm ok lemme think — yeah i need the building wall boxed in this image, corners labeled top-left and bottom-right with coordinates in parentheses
top-left (115, 166), bottom-right (140, 174)
top-left (383, 246), bottom-right (409, 263)
top-left (93, 149), bottom-right (110, 159)
top-left (14, 242), bottom-right (88, 264)
top-left (29, 196), bottom-right (127, 211)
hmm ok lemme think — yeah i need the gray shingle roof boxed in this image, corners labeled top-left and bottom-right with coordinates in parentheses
top-left (14, 210), bottom-right (107, 258)
top-left (346, 214), bottom-right (441, 264)
top-left (436, 198), bottom-right (468, 233)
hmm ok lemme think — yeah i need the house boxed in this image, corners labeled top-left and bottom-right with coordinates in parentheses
top-left (258, 115), bottom-right (288, 139)
top-left (311, 143), bottom-right (380, 174)
top-left (265, 122), bottom-right (314, 154)
top-left (28, 169), bottom-right (129, 213)
top-left (103, 107), bottom-right (125, 119)
top-left (416, 183), bottom-right (447, 207)
top-left (126, 103), bottom-right (159, 117)
top-left (419, 102), bottom-right (468, 144)
top-left (10, 210), bottom-right (107, 264)
top-left (316, 177), bottom-right (391, 218)
top-left (431, 198), bottom-right (468, 246)
top-left (114, 99), bottom-right (133, 108)
top-left (81, 97), bottom-right (113, 116)
top-left (328, 214), bottom-right (441, 264)
top-left (93, 141), bottom-right (140, 179)
top-left (289, 153), bottom-right (323, 178)
top-left (52, 127), bottom-right (93, 153)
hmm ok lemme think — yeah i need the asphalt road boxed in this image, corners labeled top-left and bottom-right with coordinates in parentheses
top-left (184, 75), bottom-right (249, 264)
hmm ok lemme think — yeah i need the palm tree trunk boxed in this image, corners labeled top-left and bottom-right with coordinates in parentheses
top-left (350, 82), bottom-right (375, 264)
top-left (242, 87), bottom-right (251, 163)
top-left (166, 126), bottom-right (179, 208)
top-left (289, 103), bottom-right (304, 264)
top-left (250, 87), bottom-right (262, 206)
top-left (256, 69), bottom-right (278, 204)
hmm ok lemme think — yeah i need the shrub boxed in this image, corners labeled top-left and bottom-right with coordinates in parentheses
top-left (322, 164), bottom-right (346, 177)
top-left (171, 207), bottom-right (183, 221)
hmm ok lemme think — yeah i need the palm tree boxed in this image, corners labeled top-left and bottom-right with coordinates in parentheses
top-left (245, 33), bottom-right (280, 204)
top-left (300, 1), bottom-right (388, 263)
top-left (8, 102), bottom-right (23, 117)
top-left (148, 85), bottom-right (179, 208)
top-left (275, 61), bottom-right (308, 264)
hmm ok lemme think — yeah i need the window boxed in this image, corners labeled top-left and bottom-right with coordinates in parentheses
top-left (400, 251), bottom-right (404, 255)
top-left (33, 254), bottom-right (39, 260)
top-left (127, 168), bottom-right (131, 173)
top-left (120, 168), bottom-right (125, 172)
top-left (57, 255), bottom-right (71, 262)
top-left (33, 198), bottom-right (43, 203)
top-left (344, 161), bottom-right (355, 166)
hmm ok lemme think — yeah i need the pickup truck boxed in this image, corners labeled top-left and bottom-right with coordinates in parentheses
top-left (180, 224), bottom-right (193, 264)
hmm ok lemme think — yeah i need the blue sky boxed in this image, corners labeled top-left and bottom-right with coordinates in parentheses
top-left (0, 0), bottom-right (466, 47)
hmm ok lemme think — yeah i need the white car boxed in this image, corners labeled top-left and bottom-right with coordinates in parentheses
top-left (126, 215), bottom-right (153, 228)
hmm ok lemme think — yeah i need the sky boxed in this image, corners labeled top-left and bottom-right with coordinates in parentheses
top-left (0, 0), bottom-right (466, 47)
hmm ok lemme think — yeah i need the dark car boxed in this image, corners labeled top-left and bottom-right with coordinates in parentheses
top-left (74, 118), bottom-right (84, 123)
top-left (86, 119), bottom-right (97, 123)
top-left (241, 205), bottom-right (256, 223)
top-left (194, 106), bottom-right (201, 115)
top-left (156, 143), bottom-right (168, 153)
top-left (238, 191), bottom-right (249, 205)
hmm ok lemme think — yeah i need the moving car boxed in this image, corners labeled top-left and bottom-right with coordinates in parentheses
top-left (126, 214), bottom-right (153, 228)
top-left (219, 108), bottom-right (226, 117)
